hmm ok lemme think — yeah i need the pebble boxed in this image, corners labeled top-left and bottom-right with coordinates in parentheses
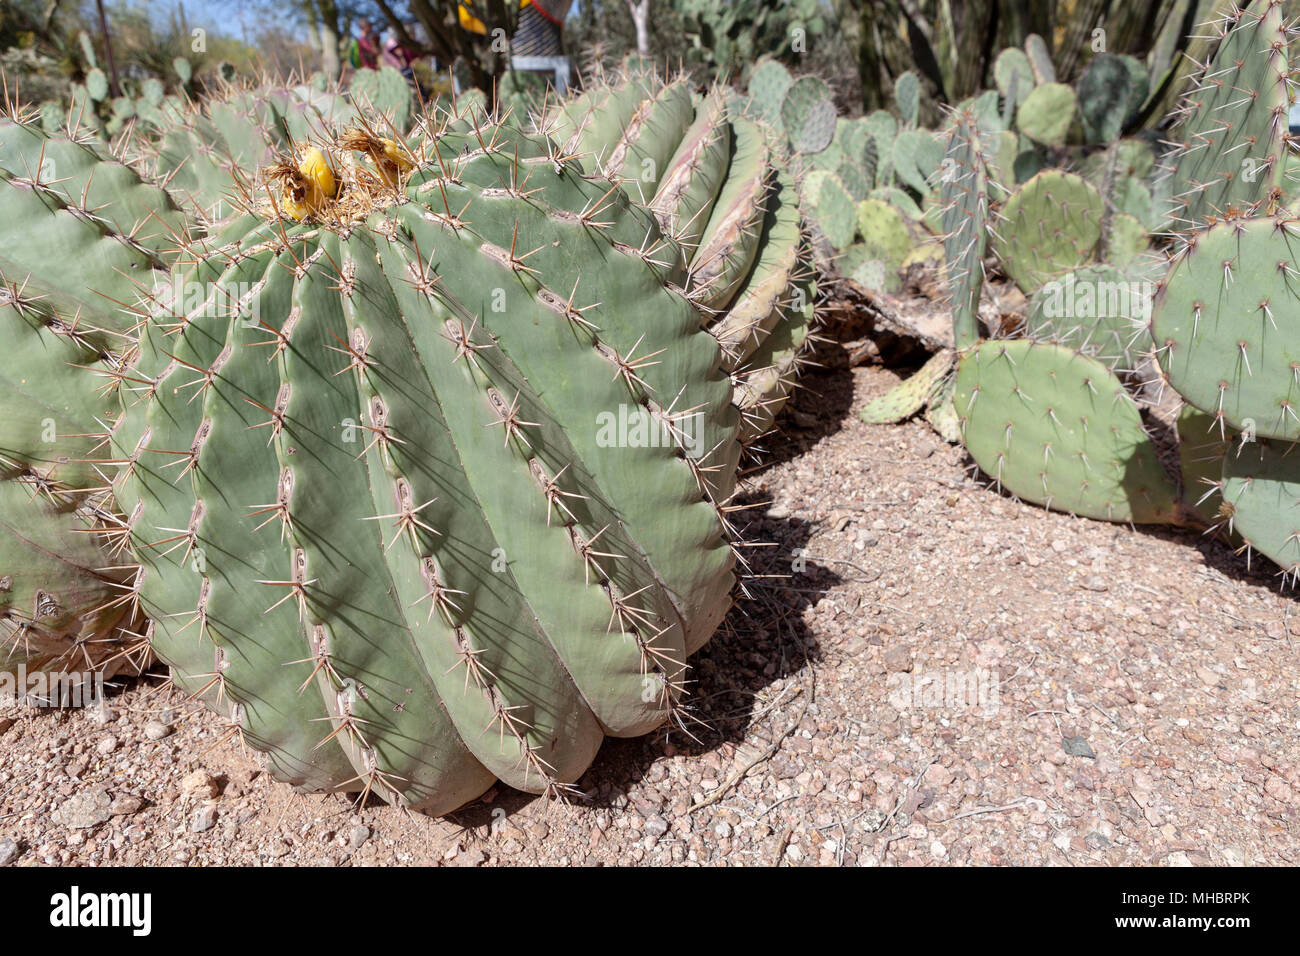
top-left (0, 837), bottom-right (19, 866)
top-left (96, 736), bottom-right (118, 756)
top-left (51, 788), bottom-right (112, 829)
top-left (190, 805), bottom-right (217, 833)
top-left (110, 794), bottom-right (143, 816)
top-left (182, 770), bottom-right (219, 799)
top-left (349, 825), bottom-right (371, 850)
top-left (144, 720), bottom-right (173, 741)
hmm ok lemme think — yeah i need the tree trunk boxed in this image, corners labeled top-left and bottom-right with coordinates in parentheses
top-left (93, 0), bottom-right (120, 97)
top-left (627, 0), bottom-right (650, 56)
top-left (316, 0), bottom-right (342, 79)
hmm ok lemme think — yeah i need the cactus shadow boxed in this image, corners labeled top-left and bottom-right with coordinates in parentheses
top-left (580, 507), bottom-right (840, 814)
top-left (445, 509), bottom-right (841, 829)
top-left (740, 328), bottom-right (859, 472)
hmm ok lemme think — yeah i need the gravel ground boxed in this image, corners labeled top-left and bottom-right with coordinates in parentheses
top-left (2, 334), bottom-right (1299, 867)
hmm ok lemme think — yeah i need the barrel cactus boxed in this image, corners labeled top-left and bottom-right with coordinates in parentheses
top-left (1, 66), bottom-right (812, 810)
top-left (0, 110), bottom-right (181, 683)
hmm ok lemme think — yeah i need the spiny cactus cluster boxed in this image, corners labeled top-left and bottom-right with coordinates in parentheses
top-left (749, 23), bottom-right (1175, 303)
top-left (864, 0), bottom-right (1300, 585)
top-left (0, 61), bottom-right (814, 810)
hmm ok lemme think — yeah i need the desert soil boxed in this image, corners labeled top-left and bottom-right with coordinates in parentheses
top-left (2, 326), bottom-right (1298, 867)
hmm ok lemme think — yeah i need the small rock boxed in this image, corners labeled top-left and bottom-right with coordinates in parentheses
top-left (785, 843), bottom-right (803, 863)
top-left (95, 736), bottom-right (118, 756)
top-left (109, 794), bottom-right (143, 816)
top-left (190, 805), bottom-right (217, 833)
top-left (52, 787), bottom-right (111, 829)
top-left (643, 815), bottom-right (669, 838)
top-left (1062, 735), bottom-right (1096, 759)
top-left (0, 837), bottom-right (19, 866)
top-left (0, 717), bottom-right (14, 737)
top-left (884, 645), bottom-right (913, 673)
top-left (92, 705), bottom-right (116, 726)
top-left (182, 770), bottom-right (219, 799)
top-left (455, 847), bottom-right (487, 867)
top-left (348, 825), bottom-right (370, 850)
top-left (144, 720), bottom-right (173, 741)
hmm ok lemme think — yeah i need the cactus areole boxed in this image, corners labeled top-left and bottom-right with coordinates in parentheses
top-left (112, 120), bottom-right (752, 812)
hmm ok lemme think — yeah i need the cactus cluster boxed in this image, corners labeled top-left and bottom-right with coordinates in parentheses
top-left (862, 0), bottom-right (1300, 588)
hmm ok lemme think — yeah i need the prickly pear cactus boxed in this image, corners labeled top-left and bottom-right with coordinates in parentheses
top-left (938, 109), bottom-right (987, 350)
top-left (993, 170), bottom-right (1103, 291)
top-left (1025, 265), bottom-right (1151, 372)
top-left (1160, 0), bottom-right (1289, 236)
top-left (954, 340), bottom-right (1180, 523)
top-left (779, 76), bottom-right (836, 155)
top-left (1015, 82), bottom-right (1076, 148)
top-left (348, 67), bottom-right (412, 132)
top-left (1150, 214), bottom-right (1300, 442)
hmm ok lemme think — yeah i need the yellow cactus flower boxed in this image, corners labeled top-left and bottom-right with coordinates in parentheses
top-left (269, 146), bottom-right (338, 221)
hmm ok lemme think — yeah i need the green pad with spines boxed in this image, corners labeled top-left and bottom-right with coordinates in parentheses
top-left (892, 129), bottom-right (944, 197)
top-left (803, 169), bottom-right (855, 251)
top-left (995, 48), bottom-right (1035, 110)
top-left (747, 58), bottom-right (793, 129)
top-left (1150, 214), bottom-right (1300, 442)
top-left (855, 198), bottom-right (912, 273)
top-left (1024, 34), bottom-right (1056, 84)
top-left (938, 109), bottom-right (988, 350)
top-left (1016, 82), bottom-right (1077, 148)
top-left (780, 76), bottom-right (836, 155)
top-left (860, 350), bottom-right (954, 424)
top-left (894, 71), bottom-right (920, 127)
top-left (993, 170), bottom-right (1103, 291)
top-left (1025, 265), bottom-right (1151, 372)
top-left (954, 340), bottom-right (1179, 523)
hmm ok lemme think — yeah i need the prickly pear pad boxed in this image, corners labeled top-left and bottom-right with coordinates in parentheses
top-left (1222, 438), bottom-right (1300, 580)
top-left (993, 170), bottom-right (1103, 292)
top-left (1150, 216), bottom-right (1300, 442)
top-left (954, 340), bottom-right (1179, 523)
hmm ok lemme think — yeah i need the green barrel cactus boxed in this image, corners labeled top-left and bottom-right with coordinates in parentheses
top-left (0, 114), bottom-right (180, 680)
top-left (546, 67), bottom-right (814, 445)
top-left (107, 116), bottom-right (764, 811)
